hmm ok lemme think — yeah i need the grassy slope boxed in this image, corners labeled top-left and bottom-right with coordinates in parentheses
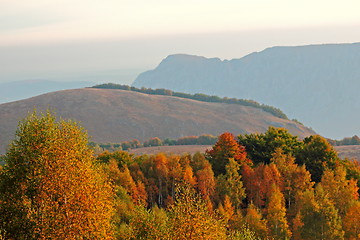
top-left (0, 88), bottom-right (315, 154)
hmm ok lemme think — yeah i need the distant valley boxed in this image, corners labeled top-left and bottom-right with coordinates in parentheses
top-left (0, 88), bottom-right (314, 154)
top-left (133, 42), bottom-right (360, 139)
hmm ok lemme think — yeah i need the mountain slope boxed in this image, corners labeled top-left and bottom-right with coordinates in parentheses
top-left (0, 88), bottom-right (314, 154)
top-left (132, 43), bottom-right (360, 139)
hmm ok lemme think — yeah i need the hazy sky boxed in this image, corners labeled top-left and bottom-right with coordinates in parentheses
top-left (1, 0), bottom-right (360, 84)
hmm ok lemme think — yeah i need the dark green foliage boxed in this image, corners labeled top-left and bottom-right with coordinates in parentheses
top-left (121, 141), bottom-right (132, 150)
top-left (295, 135), bottom-right (339, 182)
top-left (92, 83), bottom-right (288, 119)
top-left (91, 134), bottom-right (218, 152)
top-left (97, 150), bottom-right (134, 168)
top-left (238, 127), bottom-right (302, 165)
top-left (163, 138), bottom-right (177, 146)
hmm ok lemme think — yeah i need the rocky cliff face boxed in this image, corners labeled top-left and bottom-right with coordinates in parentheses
top-left (132, 43), bottom-right (360, 139)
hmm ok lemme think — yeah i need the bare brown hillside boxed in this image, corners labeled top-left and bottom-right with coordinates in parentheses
top-left (335, 145), bottom-right (360, 161)
top-left (0, 88), bottom-right (315, 153)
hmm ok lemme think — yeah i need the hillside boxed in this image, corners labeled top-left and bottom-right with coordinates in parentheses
top-left (132, 43), bottom-right (360, 139)
top-left (0, 88), bottom-right (314, 154)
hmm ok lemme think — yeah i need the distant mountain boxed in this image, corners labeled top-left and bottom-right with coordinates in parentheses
top-left (0, 80), bottom-right (94, 104)
top-left (132, 43), bottom-right (360, 139)
top-left (0, 88), bottom-right (315, 154)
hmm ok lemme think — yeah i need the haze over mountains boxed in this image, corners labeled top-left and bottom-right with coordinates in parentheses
top-left (0, 80), bottom-right (94, 104)
top-left (0, 88), bottom-right (314, 154)
top-left (133, 42), bottom-right (360, 139)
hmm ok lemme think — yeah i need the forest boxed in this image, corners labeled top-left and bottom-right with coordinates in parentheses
top-left (0, 112), bottom-right (359, 239)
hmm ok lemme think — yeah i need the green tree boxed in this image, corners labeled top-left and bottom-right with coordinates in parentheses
top-left (0, 111), bottom-right (114, 239)
top-left (296, 135), bottom-right (339, 182)
top-left (238, 127), bottom-right (302, 165)
top-left (217, 158), bottom-right (246, 210)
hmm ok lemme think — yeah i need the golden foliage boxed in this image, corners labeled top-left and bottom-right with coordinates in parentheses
top-left (0, 111), bottom-right (114, 239)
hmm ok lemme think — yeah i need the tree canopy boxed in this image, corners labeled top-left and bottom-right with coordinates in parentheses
top-left (0, 111), bottom-right (114, 239)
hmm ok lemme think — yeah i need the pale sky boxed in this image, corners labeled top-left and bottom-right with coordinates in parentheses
top-left (1, 0), bottom-right (360, 84)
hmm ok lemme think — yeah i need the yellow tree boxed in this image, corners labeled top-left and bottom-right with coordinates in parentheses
top-left (343, 201), bottom-right (360, 239)
top-left (0, 111), bottom-right (114, 239)
top-left (266, 184), bottom-right (292, 240)
top-left (299, 185), bottom-right (344, 240)
top-left (245, 203), bottom-right (268, 239)
top-left (167, 184), bottom-right (227, 240)
top-left (321, 165), bottom-right (359, 217)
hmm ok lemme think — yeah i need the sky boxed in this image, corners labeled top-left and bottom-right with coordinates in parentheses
top-left (1, 0), bottom-right (360, 84)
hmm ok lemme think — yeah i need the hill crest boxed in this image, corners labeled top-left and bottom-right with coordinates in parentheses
top-left (0, 88), bottom-right (315, 154)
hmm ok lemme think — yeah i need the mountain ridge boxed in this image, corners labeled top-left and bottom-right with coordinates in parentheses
top-left (132, 42), bottom-right (360, 139)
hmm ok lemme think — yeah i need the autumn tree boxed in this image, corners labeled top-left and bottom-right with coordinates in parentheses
top-left (143, 137), bottom-right (162, 147)
top-left (321, 165), bottom-right (359, 217)
top-left (271, 149), bottom-right (314, 216)
top-left (0, 111), bottom-right (114, 239)
top-left (127, 206), bottom-right (169, 240)
top-left (167, 184), bottom-right (227, 240)
top-left (266, 184), bottom-right (292, 240)
top-left (343, 201), bottom-right (360, 239)
top-left (206, 132), bottom-right (248, 176)
top-left (299, 185), bottom-right (344, 240)
top-left (242, 164), bottom-right (265, 208)
top-left (244, 203), bottom-right (268, 239)
top-left (195, 158), bottom-right (216, 202)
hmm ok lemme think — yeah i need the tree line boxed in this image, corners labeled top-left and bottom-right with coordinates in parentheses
top-left (328, 135), bottom-right (360, 146)
top-left (90, 134), bottom-right (218, 152)
top-left (0, 112), bottom-right (359, 239)
top-left (91, 83), bottom-right (288, 119)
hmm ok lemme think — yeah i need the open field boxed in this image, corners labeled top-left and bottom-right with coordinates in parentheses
top-left (130, 144), bottom-right (360, 162)
top-left (129, 145), bottom-right (212, 156)
top-left (335, 145), bottom-right (360, 161)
